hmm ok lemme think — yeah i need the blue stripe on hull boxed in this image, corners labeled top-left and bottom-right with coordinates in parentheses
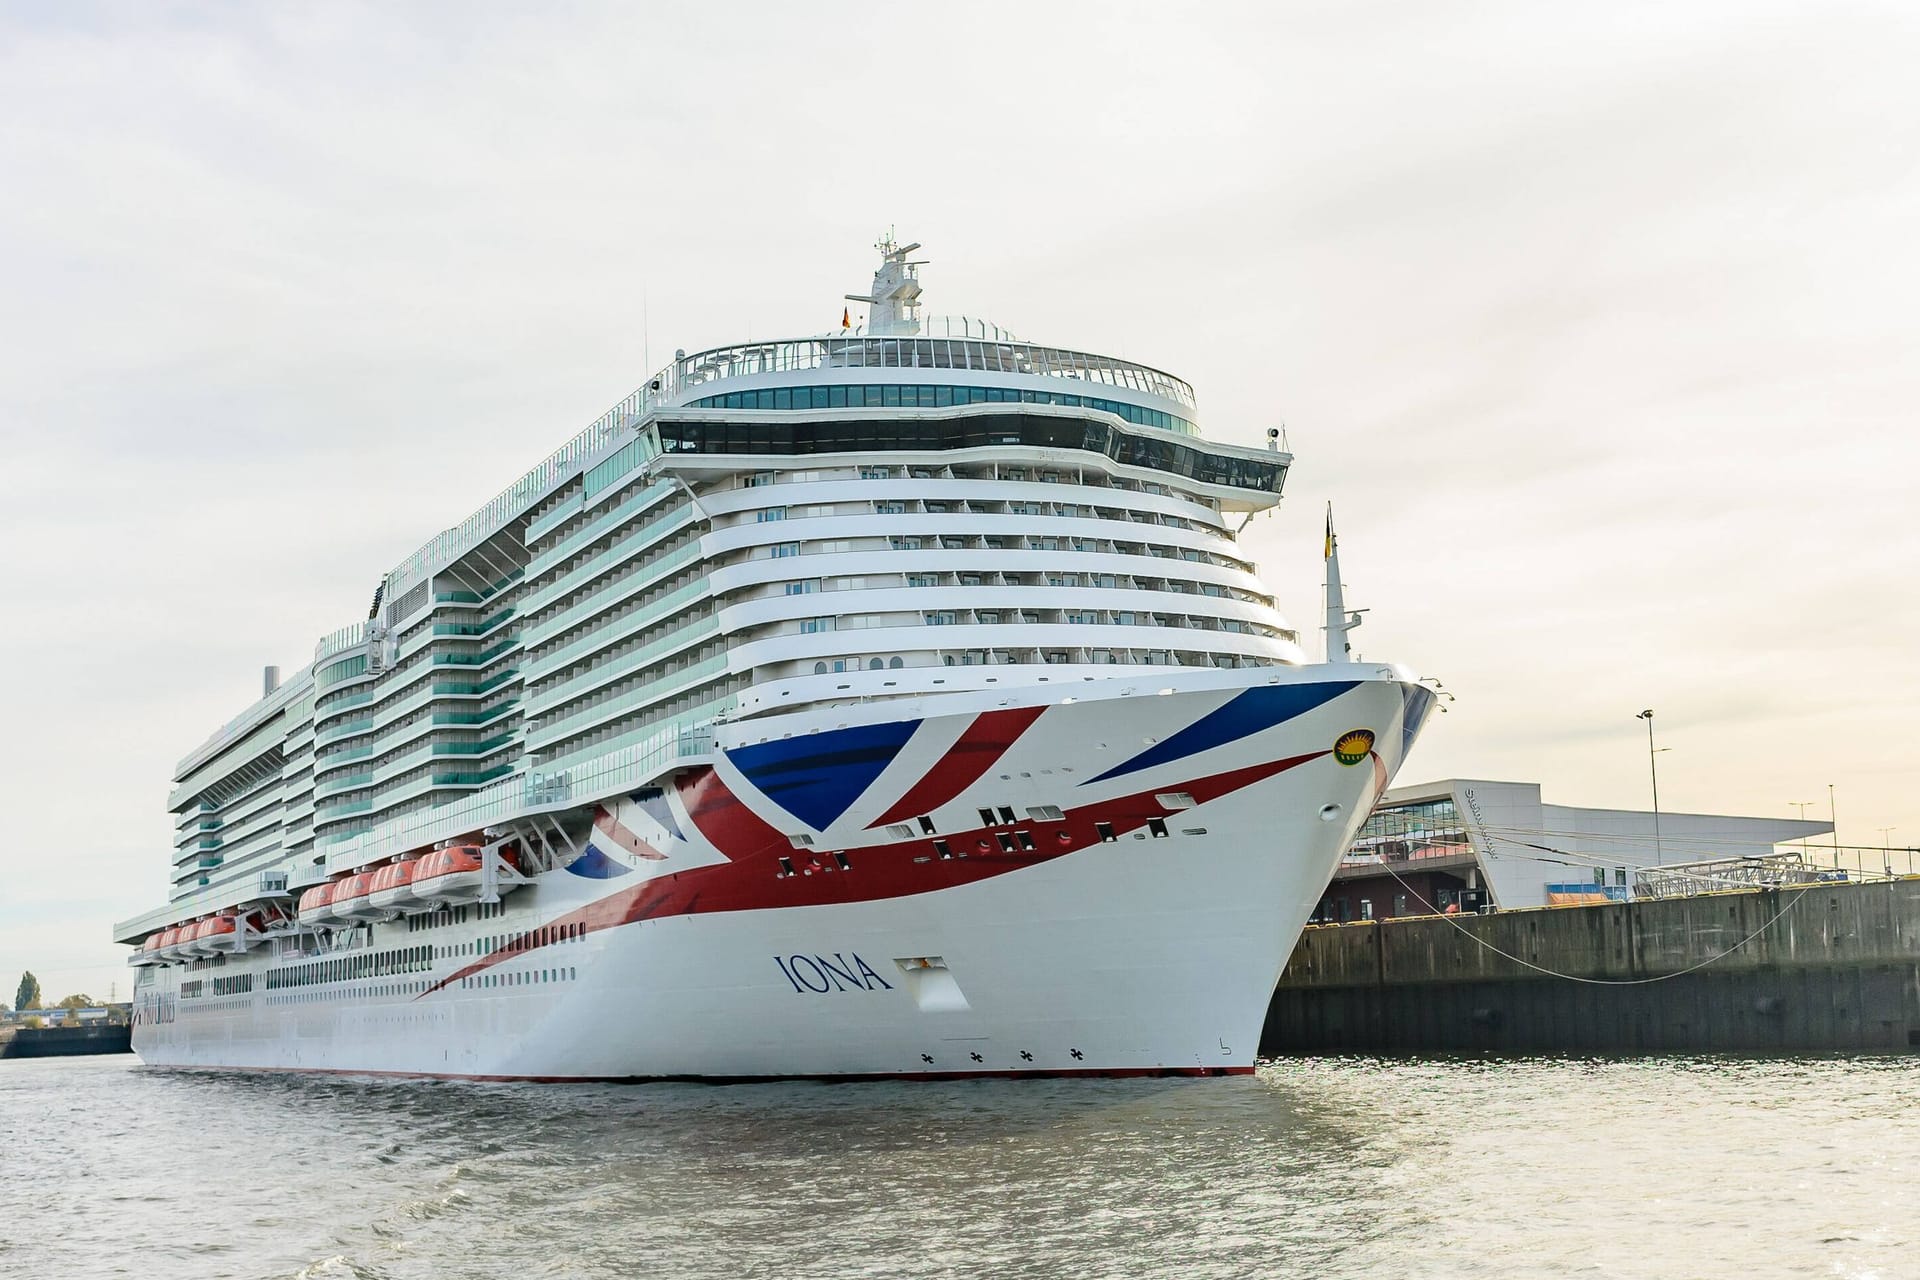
top-left (1083, 681), bottom-right (1357, 785)
top-left (724, 719), bottom-right (921, 830)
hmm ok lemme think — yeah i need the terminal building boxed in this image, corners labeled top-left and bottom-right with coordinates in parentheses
top-left (1314, 778), bottom-right (1833, 922)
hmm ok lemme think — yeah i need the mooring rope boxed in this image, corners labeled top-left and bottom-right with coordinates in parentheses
top-left (1366, 860), bottom-right (1815, 986)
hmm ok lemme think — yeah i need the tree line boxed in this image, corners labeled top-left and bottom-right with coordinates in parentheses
top-left (6, 971), bottom-right (104, 1015)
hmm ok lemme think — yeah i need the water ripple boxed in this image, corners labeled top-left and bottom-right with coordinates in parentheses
top-left (2, 1056), bottom-right (1917, 1278)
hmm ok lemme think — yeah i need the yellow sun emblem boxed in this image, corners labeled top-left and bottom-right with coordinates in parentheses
top-left (1333, 729), bottom-right (1375, 766)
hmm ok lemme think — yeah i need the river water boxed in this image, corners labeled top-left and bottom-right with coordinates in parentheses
top-left (0, 1054), bottom-right (1911, 1279)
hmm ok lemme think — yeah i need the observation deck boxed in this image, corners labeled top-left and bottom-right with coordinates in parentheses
top-left (660, 320), bottom-right (1197, 426)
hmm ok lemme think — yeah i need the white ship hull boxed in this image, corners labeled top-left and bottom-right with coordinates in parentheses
top-left (132, 668), bottom-right (1431, 1080)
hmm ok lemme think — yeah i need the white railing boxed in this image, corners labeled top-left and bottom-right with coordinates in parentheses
top-left (1635, 847), bottom-right (1920, 898)
top-left (661, 333), bottom-right (1196, 410)
top-left (315, 622), bottom-right (369, 663)
top-left (382, 387), bottom-right (659, 599)
top-left (170, 664), bottom-right (314, 782)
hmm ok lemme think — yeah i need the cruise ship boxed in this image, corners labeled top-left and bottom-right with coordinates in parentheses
top-left (114, 238), bottom-right (1434, 1080)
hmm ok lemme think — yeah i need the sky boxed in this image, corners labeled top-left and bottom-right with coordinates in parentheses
top-left (2, 0), bottom-right (1916, 1004)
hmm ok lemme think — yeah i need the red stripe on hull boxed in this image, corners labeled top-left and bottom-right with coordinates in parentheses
top-left (867, 705), bottom-right (1048, 828)
top-left (593, 806), bottom-right (667, 860)
top-left (418, 750), bottom-right (1326, 998)
top-left (676, 765), bottom-right (790, 860)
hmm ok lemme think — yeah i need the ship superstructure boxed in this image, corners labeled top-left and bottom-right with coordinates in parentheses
top-left (116, 239), bottom-right (1434, 1079)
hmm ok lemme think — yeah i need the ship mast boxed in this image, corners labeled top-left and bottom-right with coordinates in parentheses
top-left (845, 232), bottom-right (925, 335)
top-left (1323, 506), bottom-right (1365, 663)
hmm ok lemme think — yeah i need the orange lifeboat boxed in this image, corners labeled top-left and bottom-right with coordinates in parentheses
top-left (332, 870), bottom-right (385, 923)
top-left (139, 931), bottom-right (168, 965)
top-left (155, 926), bottom-right (187, 961)
top-left (411, 844), bottom-right (519, 905)
top-left (367, 861), bottom-right (417, 914)
top-left (180, 917), bottom-right (216, 958)
top-left (202, 915), bottom-right (238, 954)
top-left (298, 881), bottom-right (341, 925)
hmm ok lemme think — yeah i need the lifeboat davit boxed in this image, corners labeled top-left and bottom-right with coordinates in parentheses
top-left (332, 871), bottom-right (385, 923)
top-left (250, 904), bottom-right (291, 936)
top-left (298, 881), bottom-right (341, 926)
top-left (367, 861), bottom-right (417, 914)
top-left (412, 844), bottom-right (519, 905)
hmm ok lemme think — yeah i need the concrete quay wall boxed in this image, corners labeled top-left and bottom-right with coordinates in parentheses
top-left (0, 1023), bottom-right (133, 1059)
top-left (1262, 877), bottom-right (1920, 1054)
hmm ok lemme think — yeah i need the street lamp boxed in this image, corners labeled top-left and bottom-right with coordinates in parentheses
top-left (1829, 783), bottom-right (1841, 870)
top-left (1636, 710), bottom-right (1664, 867)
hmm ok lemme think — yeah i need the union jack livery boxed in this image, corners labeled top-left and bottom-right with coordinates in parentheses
top-left (117, 239), bottom-right (1432, 1080)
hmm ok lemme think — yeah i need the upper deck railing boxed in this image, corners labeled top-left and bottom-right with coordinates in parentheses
top-left (171, 663), bottom-right (313, 780)
top-left (665, 326), bottom-right (1197, 411)
top-left (380, 385), bottom-right (655, 599)
top-left (314, 622), bottom-right (369, 664)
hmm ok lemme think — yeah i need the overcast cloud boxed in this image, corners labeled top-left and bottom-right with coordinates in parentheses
top-left (2, 0), bottom-right (1915, 1001)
